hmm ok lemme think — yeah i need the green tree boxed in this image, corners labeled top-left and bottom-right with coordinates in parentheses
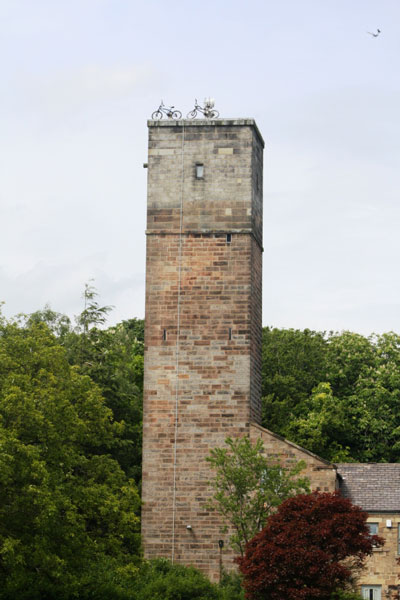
top-left (132, 559), bottom-right (221, 600)
top-left (130, 559), bottom-right (245, 600)
top-left (76, 280), bottom-right (113, 334)
top-left (63, 319), bottom-right (144, 480)
top-left (26, 304), bottom-right (72, 340)
top-left (0, 315), bottom-right (141, 599)
top-left (261, 328), bottom-right (400, 462)
top-left (286, 382), bottom-right (352, 462)
top-left (27, 286), bottom-right (144, 481)
top-left (206, 437), bottom-right (309, 556)
top-left (261, 327), bottom-right (327, 435)
top-left (286, 332), bottom-right (400, 462)
top-left (325, 331), bottom-right (375, 399)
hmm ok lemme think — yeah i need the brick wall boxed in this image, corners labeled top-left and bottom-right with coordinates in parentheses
top-left (142, 120), bottom-right (265, 579)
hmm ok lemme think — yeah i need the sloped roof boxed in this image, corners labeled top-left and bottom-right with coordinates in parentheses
top-left (337, 463), bottom-right (400, 512)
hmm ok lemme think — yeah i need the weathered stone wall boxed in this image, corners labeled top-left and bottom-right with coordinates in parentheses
top-left (250, 423), bottom-right (338, 492)
top-left (358, 515), bottom-right (400, 596)
top-left (142, 120), bottom-right (264, 579)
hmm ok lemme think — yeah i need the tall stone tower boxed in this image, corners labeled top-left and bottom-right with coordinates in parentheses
top-left (141, 118), bottom-right (264, 578)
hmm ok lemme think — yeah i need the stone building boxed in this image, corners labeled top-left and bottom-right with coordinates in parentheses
top-left (140, 116), bottom-right (400, 592)
top-left (338, 464), bottom-right (400, 599)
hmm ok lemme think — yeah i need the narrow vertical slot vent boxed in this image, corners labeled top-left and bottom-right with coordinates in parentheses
top-left (226, 233), bottom-right (232, 244)
top-left (163, 329), bottom-right (167, 341)
top-left (228, 328), bottom-right (232, 341)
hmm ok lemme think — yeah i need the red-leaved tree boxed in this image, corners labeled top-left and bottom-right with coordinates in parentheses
top-left (238, 491), bottom-right (383, 600)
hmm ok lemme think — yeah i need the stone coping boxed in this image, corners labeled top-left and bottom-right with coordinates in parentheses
top-left (147, 118), bottom-right (265, 148)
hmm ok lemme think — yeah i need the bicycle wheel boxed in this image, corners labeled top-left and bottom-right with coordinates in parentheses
top-left (151, 110), bottom-right (163, 120)
top-left (186, 109), bottom-right (197, 119)
top-left (210, 110), bottom-right (219, 119)
top-left (172, 111), bottom-right (182, 119)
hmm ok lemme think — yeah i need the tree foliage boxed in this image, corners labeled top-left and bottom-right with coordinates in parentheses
top-left (0, 315), bottom-right (141, 599)
top-left (63, 317), bottom-right (144, 480)
top-left (128, 559), bottom-right (245, 600)
top-left (238, 491), bottom-right (383, 600)
top-left (262, 327), bottom-right (400, 462)
top-left (262, 327), bottom-right (327, 433)
top-left (27, 285), bottom-right (144, 481)
top-left (76, 280), bottom-right (114, 334)
top-left (132, 559), bottom-right (221, 600)
top-left (206, 437), bottom-right (309, 556)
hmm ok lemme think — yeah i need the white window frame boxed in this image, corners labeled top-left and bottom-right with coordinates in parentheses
top-left (361, 585), bottom-right (381, 600)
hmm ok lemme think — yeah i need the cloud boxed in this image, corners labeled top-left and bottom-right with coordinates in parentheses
top-left (46, 64), bottom-right (152, 105)
top-left (0, 258), bottom-right (145, 325)
top-left (4, 63), bottom-right (157, 125)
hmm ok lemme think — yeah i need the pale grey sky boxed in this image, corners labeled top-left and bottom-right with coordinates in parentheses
top-left (1, 0), bottom-right (399, 334)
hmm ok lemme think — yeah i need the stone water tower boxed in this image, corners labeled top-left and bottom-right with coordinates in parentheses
top-left (141, 117), bottom-right (264, 578)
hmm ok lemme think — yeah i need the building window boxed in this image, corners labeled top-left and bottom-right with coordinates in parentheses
top-left (361, 585), bottom-right (381, 600)
top-left (195, 163), bottom-right (204, 179)
top-left (367, 523), bottom-right (379, 536)
top-left (367, 523), bottom-right (379, 548)
top-left (226, 233), bottom-right (232, 244)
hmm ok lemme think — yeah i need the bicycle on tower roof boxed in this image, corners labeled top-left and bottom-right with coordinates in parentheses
top-left (151, 101), bottom-right (182, 120)
top-left (187, 98), bottom-right (219, 119)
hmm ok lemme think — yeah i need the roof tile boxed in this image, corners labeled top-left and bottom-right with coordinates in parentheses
top-left (337, 463), bottom-right (400, 512)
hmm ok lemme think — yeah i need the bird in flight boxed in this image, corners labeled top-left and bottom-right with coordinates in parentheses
top-left (367, 28), bottom-right (381, 37)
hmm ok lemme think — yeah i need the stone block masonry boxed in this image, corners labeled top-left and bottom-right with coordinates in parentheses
top-left (141, 119), bottom-right (264, 579)
top-left (250, 423), bottom-right (337, 493)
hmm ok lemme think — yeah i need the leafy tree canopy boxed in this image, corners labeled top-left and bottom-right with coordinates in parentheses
top-left (26, 285), bottom-right (144, 481)
top-left (262, 327), bottom-right (328, 432)
top-left (238, 491), bottom-right (383, 600)
top-left (132, 559), bottom-right (221, 600)
top-left (129, 559), bottom-right (244, 600)
top-left (0, 314), bottom-right (141, 600)
top-left (262, 328), bottom-right (400, 462)
top-left (206, 436), bottom-right (309, 556)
